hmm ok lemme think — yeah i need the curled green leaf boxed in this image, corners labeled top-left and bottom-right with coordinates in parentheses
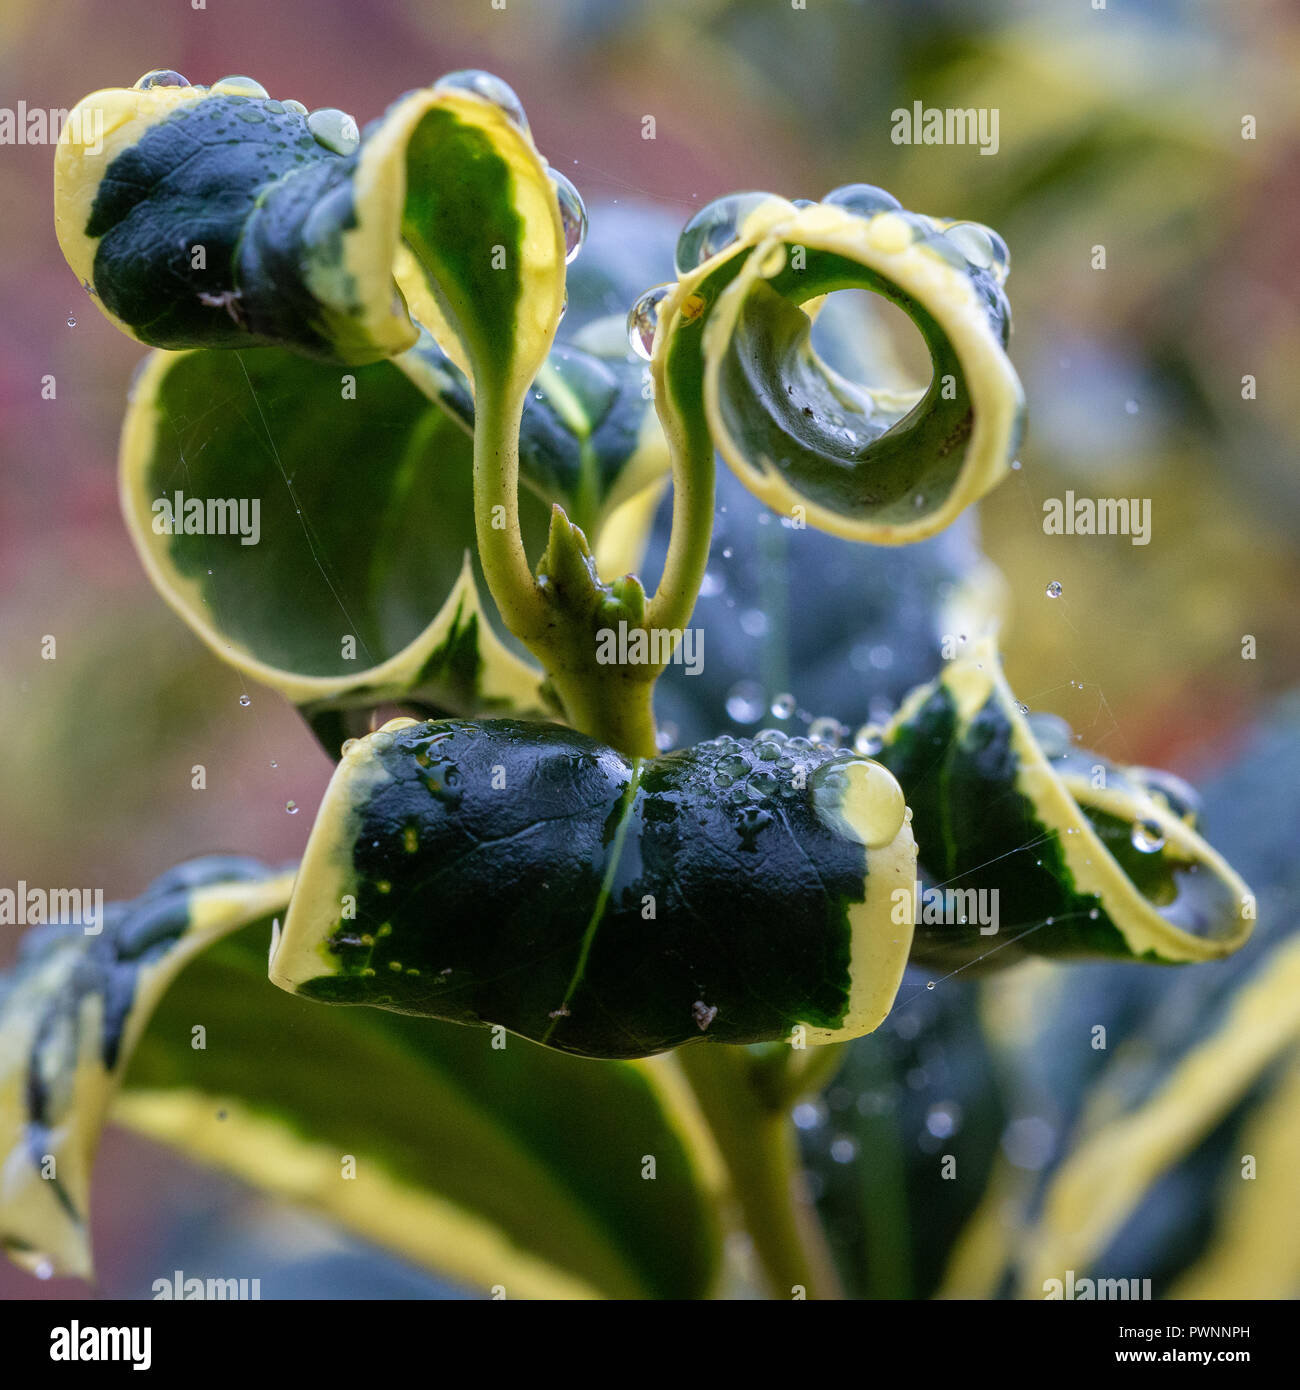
top-left (649, 191), bottom-right (1024, 544)
top-left (271, 719), bottom-right (918, 1058)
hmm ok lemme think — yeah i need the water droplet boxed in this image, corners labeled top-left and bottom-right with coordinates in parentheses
top-left (134, 69), bottom-right (189, 90)
top-left (822, 183), bottom-right (902, 218)
top-left (853, 724), bottom-right (885, 757)
top-left (238, 694), bottom-right (251, 707)
top-left (213, 76), bottom-right (270, 99)
top-left (829, 1136), bottom-right (858, 1164)
top-left (65, 314), bottom-right (76, 328)
top-left (788, 1103), bottom-right (821, 1134)
top-left (1131, 818), bottom-right (1165, 853)
top-left (1125, 398), bottom-right (1140, 415)
top-left (1133, 766), bottom-right (1201, 822)
top-left (808, 717), bottom-right (843, 747)
top-left (548, 168), bottom-right (587, 264)
top-left (307, 107), bottom-right (360, 155)
top-left (434, 70), bottom-right (529, 134)
top-left (627, 284), bottom-right (672, 360)
top-left (674, 191), bottom-right (781, 275)
top-left (926, 980), bottom-right (936, 990)
top-left (1045, 580), bottom-right (1063, 599)
top-left (811, 758), bottom-right (906, 849)
top-left (269, 760), bottom-right (278, 768)
top-left (926, 1102), bottom-right (961, 1138)
top-left (34, 1258), bottom-right (54, 1280)
top-left (725, 680), bottom-right (765, 724)
top-left (944, 221), bottom-right (1010, 280)
top-left (655, 721), bottom-right (678, 752)
top-left (1088, 907), bottom-right (1100, 920)
top-left (283, 99), bottom-right (308, 115)
top-left (770, 693), bottom-right (797, 720)
top-left (285, 800), bottom-right (300, 815)
top-left (1025, 711), bottom-right (1074, 758)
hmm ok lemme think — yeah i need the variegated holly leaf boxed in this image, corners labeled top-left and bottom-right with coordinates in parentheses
top-left (873, 639), bottom-right (1254, 969)
top-left (120, 345), bottom-right (552, 733)
top-left (0, 857), bottom-right (721, 1297)
top-left (270, 718), bottom-right (918, 1059)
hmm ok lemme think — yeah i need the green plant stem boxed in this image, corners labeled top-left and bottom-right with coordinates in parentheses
top-left (472, 386), bottom-right (548, 643)
top-left (677, 1043), bottom-right (845, 1300)
top-left (546, 666), bottom-right (659, 759)
top-left (645, 427), bottom-right (715, 637)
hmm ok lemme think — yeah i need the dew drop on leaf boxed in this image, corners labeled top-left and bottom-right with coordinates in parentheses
top-left (627, 284), bottom-right (672, 360)
top-left (433, 70), bottom-right (530, 134)
top-left (822, 182), bottom-right (902, 218)
top-left (213, 75), bottom-right (270, 99)
top-left (307, 108), bottom-right (360, 155)
top-left (674, 191), bottom-right (780, 275)
top-left (548, 168), bottom-right (587, 264)
top-left (134, 69), bottom-right (189, 90)
top-left (1131, 819), bottom-right (1165, 853)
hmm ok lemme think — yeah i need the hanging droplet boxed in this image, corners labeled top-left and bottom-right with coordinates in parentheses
top-left (65, 314), bottom-right (76, 328)
top-left (1025, 711), bottom-right (1074, 758)
top-left (212, 76), bottom-right (270, 99)
top-left (34, 1258), bottom-right (54, 1280)
top-left (674, 191), bottom-right (781, 276)
top-left (238, 694), bottom-right (251, 707)
top-left (627, 283), bottom-right (673, 360)
top-left (1045, 580), bottom-right (1063, 598)
top-left (548, 168), bottom-right (587, 264)
top-left (285, 800), bottom-right (300, 815)
top-left (134, 69), bottom-right (190, 90)
top-left (770, 693), bottom-right (797, 720)
top-left (557, 288), bottom-right (568, 324)
top-left (822, 182), bottom-right (902, 218)
top-left (926, 980), bottom-right (936, 991)
top-left (1133, 766), bottom-right (1202, 822)
top-left (307, 107), bottom-right (360, 155)
top-left (1131, 818), bottom-right (1165, 853)
top-left (944, 221), bottom-right (1010, 281)
top-left (433, 70), bottom-right (529, 134)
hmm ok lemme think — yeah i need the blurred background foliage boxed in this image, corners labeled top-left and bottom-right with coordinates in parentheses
top-left (2, 0), bottom-right (1298, 1297)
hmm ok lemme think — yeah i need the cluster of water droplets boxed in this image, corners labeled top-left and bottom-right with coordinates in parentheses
top-left (627, 180), bottom-right (1012, 361)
